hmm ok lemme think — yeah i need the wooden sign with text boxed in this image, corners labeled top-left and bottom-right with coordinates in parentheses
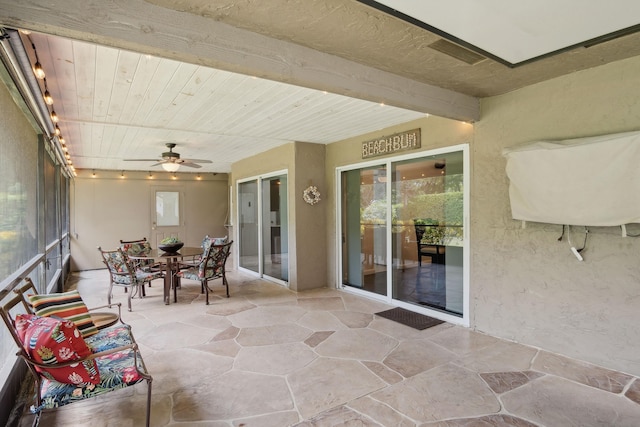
top-left (362, 129), bottom-right (421, 159)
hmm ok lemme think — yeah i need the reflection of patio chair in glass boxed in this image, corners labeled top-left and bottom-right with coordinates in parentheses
top-left (361, 225), bottom-right (374, 267)
top-left (413, 219), bottom-right (446, 266)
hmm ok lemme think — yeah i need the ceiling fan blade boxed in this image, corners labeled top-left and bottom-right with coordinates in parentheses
top-left (123, 144), bottom-right (210, 169)
top-left (181, 158), bottom-right (213, 163)
top-left (178, 161), bottom-right (202, 169)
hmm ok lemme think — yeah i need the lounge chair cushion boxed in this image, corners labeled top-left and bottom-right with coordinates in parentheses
top-left (15, 314), bottom-right (100, 385)
top-left (35, 346), bottom-right (146, 411)
top-left (28, 290), bottom-right (98, 338)
top-left (85, 323), bottom-right (133, 352)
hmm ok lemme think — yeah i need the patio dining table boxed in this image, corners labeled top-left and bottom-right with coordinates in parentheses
top-left (129, 247), bottom-right (203, 305)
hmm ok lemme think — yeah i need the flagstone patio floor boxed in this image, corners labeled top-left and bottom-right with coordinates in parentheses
top-left (16, 269), bottom-right (640, 426)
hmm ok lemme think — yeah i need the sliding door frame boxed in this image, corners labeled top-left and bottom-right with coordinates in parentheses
top-left (236, 169), bottom-right (289, 287)
top-left (336, 144), bottom-right (470, 326)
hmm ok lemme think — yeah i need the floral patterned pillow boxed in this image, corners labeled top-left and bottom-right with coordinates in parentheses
top-left (15, 314), bottom-right (100, 385)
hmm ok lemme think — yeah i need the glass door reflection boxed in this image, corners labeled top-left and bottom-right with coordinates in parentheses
top-left (391, 152), bottom-right (464, 316)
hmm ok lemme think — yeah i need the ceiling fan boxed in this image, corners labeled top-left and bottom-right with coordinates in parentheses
top-left (124, 143), bottom-right (212, 172)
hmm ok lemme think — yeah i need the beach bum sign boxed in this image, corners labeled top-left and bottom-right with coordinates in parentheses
top-left (362, 129), bottom-right (421, 159)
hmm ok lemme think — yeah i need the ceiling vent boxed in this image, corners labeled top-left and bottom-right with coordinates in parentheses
top-left (428, 39), bottom-right (486, 65)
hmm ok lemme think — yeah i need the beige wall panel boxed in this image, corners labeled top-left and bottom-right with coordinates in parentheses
top-left (232, 144), bottom-right (294, 181)
top-left (473, 55), bottom-right (640, 376)
top-left (71, 171), bottom-right (229, 271)
top-left (293, 142), bottom-right (327, 291)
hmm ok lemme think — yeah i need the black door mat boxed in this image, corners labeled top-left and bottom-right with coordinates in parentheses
top-left (375, 307), bottom-right (445, 330)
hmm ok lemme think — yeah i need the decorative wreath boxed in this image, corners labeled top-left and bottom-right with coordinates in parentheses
top-left (303, 185), bottom-right (321, 205)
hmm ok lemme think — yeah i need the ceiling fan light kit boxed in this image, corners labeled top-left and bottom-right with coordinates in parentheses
top-left (124, 143), bottom-right (212, 172)
top-left (162, 162), bottom-right (180, 172)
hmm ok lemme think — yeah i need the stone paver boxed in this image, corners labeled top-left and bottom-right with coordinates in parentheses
top-left (288, 357), bottom-right (387, 419)
top-left (235, 341), bottom-right (318, 374)
top-left (480, 370), bottom-right (545, 394)
top-left (172, 370), bottom-right (294, 421)
top-left (383, 339), bottom-right (456, 378)
top-left (533, 350), bottom-right (635, 393)
top-left (315, 328), bottom-right (398, 361)
top-left (502, 375), bottom-right (640, 427)
top-left (372, 364), bottom-right (501, 422)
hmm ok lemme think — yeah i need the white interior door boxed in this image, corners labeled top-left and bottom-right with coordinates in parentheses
top-left (151, 187), bottom-right (186, 247)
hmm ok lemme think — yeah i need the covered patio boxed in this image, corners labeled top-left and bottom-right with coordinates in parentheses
top-left (13, 269), bottom-right (640, 426)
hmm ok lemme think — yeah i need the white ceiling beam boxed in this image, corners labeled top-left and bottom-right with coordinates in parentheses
top-left (0, 0), bottom-right (479, 122)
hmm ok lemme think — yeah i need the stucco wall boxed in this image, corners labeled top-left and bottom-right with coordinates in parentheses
top-left (323, 55), bottom-right (640, 376)
top-left (71, 170), bottom-right (229, 271)
top-left (472, 55), bottom-right (640, 376)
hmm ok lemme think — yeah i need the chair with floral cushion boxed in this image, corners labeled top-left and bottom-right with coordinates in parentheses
top-left (120, 237), bottom-right (163, 279)
top-left (97, 247), bottom-right (164, 311)
top-left (180, 235), bottom-right (228, 269)
top-left (177, 240), bottom-right (232, 304)
top-left (1, 278), bottom-right (153, 426)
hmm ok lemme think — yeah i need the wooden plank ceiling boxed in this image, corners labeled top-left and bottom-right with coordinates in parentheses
top-left (31, 32), bottom-right (427, 173)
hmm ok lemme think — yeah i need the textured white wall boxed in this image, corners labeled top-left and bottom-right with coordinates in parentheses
top-left (473, 55), bottom-right (640, 375)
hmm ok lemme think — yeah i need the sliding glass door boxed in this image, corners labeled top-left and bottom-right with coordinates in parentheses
top-left (238, 172), bottom-right (289, 284)
top-left (341, 165), bottom-right (388, 296)
top-left (238, 180), bottom-right (259, 273)
top-left (339, 146), bottom-right (468, 325)
top-left (262, 175), bottom-right (288, 282)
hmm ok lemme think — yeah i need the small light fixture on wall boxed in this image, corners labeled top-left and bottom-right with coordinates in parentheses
top-left (120, 170), bottom-right (125, 179)
top-left (148, 171), bottom-right (153, 179)
top-left (91, 169), bottom-right (96, 178)
top-left (196, 174), bottom-right (202, 180)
